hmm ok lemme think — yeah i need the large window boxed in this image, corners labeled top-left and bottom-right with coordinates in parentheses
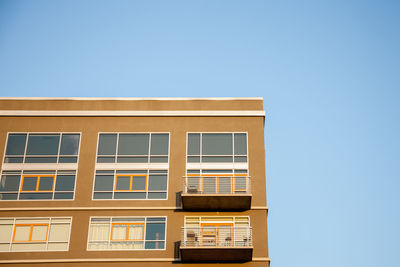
top-left (0, 170), bottom-right (76, 200)
top-left (4, 133), bottom-right (80, 164)
top-left (87, 217), bottom-right (166, 250)
top-left (0, 217), bottom-right (72, 252)
top-left (97, 133), bottom-right (169, 163)
top-left (93, 170), bottom-right (167, 200)
top-left (187, 133), bottom-right (247, 163)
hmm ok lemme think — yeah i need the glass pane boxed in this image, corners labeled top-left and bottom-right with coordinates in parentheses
top-left (234, 156), bottom-right (247, 162)
top-left (148, 192), bottom-right (167, 199)
top-left (187, 156), bottom-right (200, 162)
top-left (114, 192), bottom-right (146, 199)
top-left (26, 135), bottom-right (60, 155)
top-left (145, 241), bottom-right (164, 249)
top-left (145, 223), bottom-right (165, 240)
top-left (93, 192), bottom-right (112, 199)
top-left (94, 175), bottom-right (114, 191)
top-left (25, 157), bottom-right (57, 163)
top-left (0, 193), bottom-right (18, 200)
top-left (55, 175), bottom-right (75, 191)
top-left (187, 134), bottom-right (200, 155)
top-left (19, 193), bottom-right (53, 199)
top-left (58, 156), bottom-right (78, 163)
top-left (48, 224), bottom-right (69, 242)
top-left (0, 175), bottom-right (21, 191)
top-left (22, 176), bottom-right (38, 191)
top-left (31, 225), bottom-right (48, 241)
top-left (117, 156), bottom-right (148, 163)
top-left (150, 134), bottom-right (169, 155)
top-left (132, 176), bottom-right (146, 190)
top-left (47, 242), bottom-right (68, 251)
top-left (4, 157), bottom-right (23, 163)
top-left (234, 133), bottom-right (247, 155)
top-left (60, 134), bottom-right (80, 155)
top-left (97, 156), bottom-right (115, 163)
top-left (112, 224), bottom-right (127, 240)
top-left (14, 225), bottom-right (30, 241)
top-left (54, 192), bottom-right (74, 199)
top-left (149, 156), bottom-right (168, 163)
top-left (118, 134), bottom-right (149, 155)
top-left (128, 224), bottom-right (144, 240)
top-left (97, 134), bottom-right (117, 155)
top-left (89, 223), bottom-right (110, 241)
top-left (0, 224), bottom-right (12, 242)
top-left (116, 176), bottom-right (131, 190)
top-left (202, 156), bottom-right (233, 162)
top-left (148, 175), bottom-right (167, 191)
top-left (202, 134), bottom-right (232, 155)
top-left (38, 176), bottom-right (54, 191)
top-left (5, 134), bottom-right (27, 155)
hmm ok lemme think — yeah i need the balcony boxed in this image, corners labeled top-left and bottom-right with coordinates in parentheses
top-left (180, 226), bottom-right (253, 262)
top-left (181, 175), bottom-right (252, 210)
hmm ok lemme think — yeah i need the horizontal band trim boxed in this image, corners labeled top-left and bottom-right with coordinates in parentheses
top-left (0, 110), bottom-right (265, 117)
top-left (0, 97), bottom-right (263, 101)
top-left (0, 206), bottom-right (268, 211)
top-left (0, 257), bottom-right (270, 263)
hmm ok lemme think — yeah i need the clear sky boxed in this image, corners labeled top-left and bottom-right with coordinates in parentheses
top-left (1, 1), bottom-right (399, 266)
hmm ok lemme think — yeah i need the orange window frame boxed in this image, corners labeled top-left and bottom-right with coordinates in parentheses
top-left (114, 175), bottom-right (148, 192)
top-left (200, 223), bottom-right (234, 245)
top-left (20, 175), bottom-right (55, 192)
top-left (187, 173), bottom-right (247, 193)
top-left (12, 224), bottom-right (49, 243)
top-left (110, 223), bottom-right (145, 241)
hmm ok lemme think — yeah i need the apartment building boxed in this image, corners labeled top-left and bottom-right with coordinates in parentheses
top-left (0, 97), bottom-right (269, 266)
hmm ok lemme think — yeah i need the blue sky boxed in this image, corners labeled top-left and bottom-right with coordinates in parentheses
top-left (1, 1), bottom-right (399, 266)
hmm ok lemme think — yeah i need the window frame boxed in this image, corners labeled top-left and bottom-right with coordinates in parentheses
top-left (2, 132), bottom-right (82, 165)
top-left (95, 132), bottom-right (170, 164)
top-left (20, 175), bottom-right (55, 193)
top-left (86, 216), bottom-right (167, 251)
top-left (186, 132), bottom-right (249, 164)
top-left (110, 222), bottom-right (145, 241)
top-left (92, 170), bottom-right (168, 200)
top-left (0, 170), bottom-right (77, 201)
top-left (0, 217), bottom-right (73, 252)
top-left (114, 174), bottom-right (148, 192)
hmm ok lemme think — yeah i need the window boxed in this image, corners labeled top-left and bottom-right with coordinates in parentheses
top-left (185, 169), bottom-right (249, 194)
top-left (87, 217), bottom-right (166, 250)
top-left (4, 133), bottom-right (80, 164)
top-left (97, 133), bottom-right (169, 163)
top-left (187, 133), bottom-right (247, 163)
top-left (0, 170), bottom-right (76, 200)
top-left (93, 170), bottom-right (167, 199)
top-left (183, 216), bottom-right (251, 247)
top-left (0, 217), bottom-right (72, 252)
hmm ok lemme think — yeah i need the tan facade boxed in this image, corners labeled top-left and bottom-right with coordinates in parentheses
top-left (0, 98), bottom-right (269, 266)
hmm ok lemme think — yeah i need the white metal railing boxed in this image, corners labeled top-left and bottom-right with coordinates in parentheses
top-left (181, 226), bottom-right (252, 247)
top-left (183, 175), bottom-right (251, 194)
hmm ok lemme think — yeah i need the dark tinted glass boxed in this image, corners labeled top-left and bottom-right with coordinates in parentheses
top-left (19, 193), bottom-right (52, 199)
top-left (4, 157), bottom-right (23, 163)
top-left (145, 241), bottom-right (165, 249)
top-left (55, 175), bottom-right (75, 191)
top-left (60, 134), bottom-right (80, 155)
top-left (58, 156), bottom-right (78, 163)
top-left (150, 134), bottom-right (169, 155)
top-left (22, 176), bottom-right (37, 191)
top-left (26, 135), bottom-right (60, 155)
top-left (25, 157), bottom-right (58, 163)
top-left (94, 175), bottom-right (114, 191)
top-left (149, 156), bottom-right (168, 163)
top-left (54, 192), bottom-right (74, 199)
top-left (5, 134), bottom-right (27, 155)
top-left (234, 133), bottom-right (247, 155)
top-left (148, 192), bottom-right (167, 199)
top-left (0, 193), bottom-right (18, 200)
top-left (97, 134), bottom-right (117, 155)
top-left (114, 192), bottom-right (146, 199)
top-left (93, 192), bottom-right (112, 199)
top-left (116, 176), bottom-right (130, 190)
top-left (38, 176), bottom-right (54, 191)
top-left (132, 176), bottom-right (146, 190)
top-left (148, 175), bottom-right (167, 191)
top-left (187, 134), bottom-right (200, 155)
top-left (202, 134), bottom-right (232, 155)
top-left (145, 223), bottom-right (165, 240)
top-left (118, 134), bottom-right (149, 155)
top-left (0, 175), bottom-right (21, 191)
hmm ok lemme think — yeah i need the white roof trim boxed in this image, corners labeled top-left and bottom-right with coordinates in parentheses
top-left (0, 110), bottom-right (265, 117)
top-left (0, 97), bottom-right (263, 101)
